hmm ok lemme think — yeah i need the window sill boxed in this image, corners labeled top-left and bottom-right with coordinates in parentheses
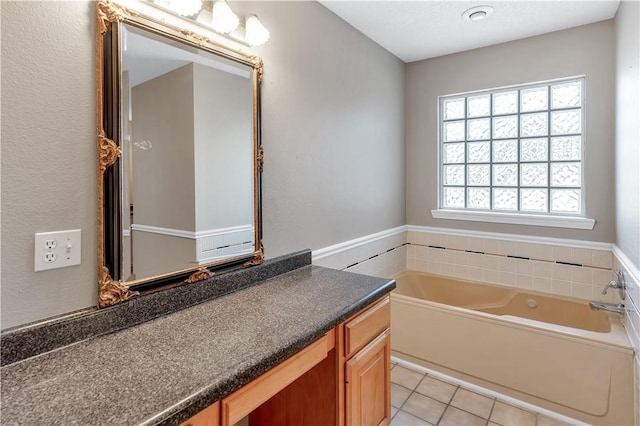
top-left (430, 209), bottom-right (596, 230)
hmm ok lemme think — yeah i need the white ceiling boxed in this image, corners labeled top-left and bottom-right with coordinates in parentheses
top-left (318, 1), bottom-right (621, 63)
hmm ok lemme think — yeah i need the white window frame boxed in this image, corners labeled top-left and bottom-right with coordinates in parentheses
top-left (432, 76), bottom-right (595, 230)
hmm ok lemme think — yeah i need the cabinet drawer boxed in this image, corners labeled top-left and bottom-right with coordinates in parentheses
top-left (344, 296), bottom-right (390, 358)
top-left (221, 331), bottom-right (333, 426)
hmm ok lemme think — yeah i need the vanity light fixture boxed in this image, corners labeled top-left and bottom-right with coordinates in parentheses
top-left (245, 15), bottom-right (270, 46)
top-left (149, 0), bottom-right (270, 46)
top-left (210, 0), bottom-right (240, 34)
top-left (167, 0), bottom-right (202, 16)
top-left (462, 5), bottom-right (494, 22)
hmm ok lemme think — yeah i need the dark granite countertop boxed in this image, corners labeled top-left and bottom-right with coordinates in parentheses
top-left (1, 265), bottom-right (394, 426)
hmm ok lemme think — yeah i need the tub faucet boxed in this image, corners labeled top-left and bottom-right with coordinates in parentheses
top-left (600, 270), bottom-right (626, 300)
top-left (589, 301), bottom-right (626, 314)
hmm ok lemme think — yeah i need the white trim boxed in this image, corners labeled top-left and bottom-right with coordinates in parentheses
top-left (130, 224), bottom-right (254, 240)
top-left (408, 224), bottom-right (611, 251)
top-left (131, 224), bottom-right (194, 238)
top-left (612, 244), bottom-right (640, 313)
top-left (312, 225), bottom-right (407, 262)
top-left (431, 209), bottom-right (595, 230)
top-left (612, 244), bottom-right (640, 287)
top-left (194, 224), bottom-right (254, 239)
top-left (391, 356), bottom-right (588, 426)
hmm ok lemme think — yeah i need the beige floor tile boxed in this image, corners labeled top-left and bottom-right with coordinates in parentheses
top-left (439, 406), bottom-right (487, 426)
top-left (490, 401), bottom-right (536, 426)
top-left (415, 375), bottom-right (457, 403)
top-left (450, 387), bottom-right (495, 419)
top-left (536, 414), bottom-right (573, 425)
top-left (391, 365), bottom-right (425, 390)
top-left (390, 410), bottom-right (433, 426)
top-left (391, 406), bottom-right (398, 419)
top-left (402, 392), bottom-right (447, 425)
top-left (392, 383), bottom-right (412, 408)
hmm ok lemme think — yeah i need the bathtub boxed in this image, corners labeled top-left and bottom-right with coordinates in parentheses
top-left (391, 271), bottom-right (634, 425)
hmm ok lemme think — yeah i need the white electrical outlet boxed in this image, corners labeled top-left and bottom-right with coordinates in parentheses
top-left (34, 229), bottom-right (81, 272)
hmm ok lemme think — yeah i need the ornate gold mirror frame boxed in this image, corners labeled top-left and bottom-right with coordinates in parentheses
top-left (96, 1), bottom-right (264, 308)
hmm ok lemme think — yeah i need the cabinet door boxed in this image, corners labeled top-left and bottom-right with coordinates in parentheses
top-left (180, 402), bottom-right (220, 426)
top-left (345, 329), bottom-right (391, 426)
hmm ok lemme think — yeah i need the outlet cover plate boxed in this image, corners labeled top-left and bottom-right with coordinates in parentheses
top-left (34, 229), bottom-right (81, 272)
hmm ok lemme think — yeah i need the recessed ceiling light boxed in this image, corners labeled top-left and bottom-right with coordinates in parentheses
top-left (462, 5), bottom-right (494, 22)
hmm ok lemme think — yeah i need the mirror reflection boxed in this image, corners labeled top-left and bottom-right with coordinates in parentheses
top-left (119, 24), bottom-right (255, 282)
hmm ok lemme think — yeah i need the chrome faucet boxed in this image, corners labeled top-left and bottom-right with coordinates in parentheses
top-left (589, 301), bottom-right (626, 314)
top-left (600, 270), bottom-right (626, 300)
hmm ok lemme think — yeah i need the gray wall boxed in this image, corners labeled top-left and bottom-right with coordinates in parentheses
top-left (0, 1), bottom-right (405, 329)
top-left (132, 63), bottom-right (196, 231)
top-left (231, 1), bottom-right (406, 257)
top-left (1, 2), bottom-right (98, 329)
top-left (615, 1), bottom-right (640, 269)
top-left (405, 20), bottom-right (616, 242)
top-left (193, 63), bottom-right (253, 232)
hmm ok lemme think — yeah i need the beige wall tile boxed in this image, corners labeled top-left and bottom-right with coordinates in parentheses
top-left (570, 248), bottom-right (593, 266)
top-left (468, 267), bottom-right (484, 281)
top-left (467, 237), bottom-right (485, 253)
top-left (551, 279), bottom-right (572, 296)
top-left (515, 259), bottom-right (534, 275)
top-left (483, 239), bottom-right (502, 255)
top-left (454, 251), bottom-right (468, 266)
top-left (591, 249), bottom-right (613, 268)
top-left (453, 266), bottom-right (469, 280)
top-left (552, 264), bottom-right (572, 281)
top-left (533, 277), bottom-right (553, 293)
top-left (483, 269), bottom-right (501, 285)
top-left (499, 257), bottom-right (517, 273)
top-left (515, 274), bottom-right (534, 289)
top-left (571, 282), bottom-right (593, 300)
top-left (468, 253), bottom-right (484, 268)
top-left (483, 255), bottom-right (501, 271)
top-left (499, 272), bottom-right (516, 286)
top-left (552, 246), bottom-right (572, 264)
top-left (500, 240), bottom-right (518, 256)
top-left (570, 266), bottom-right (593, 284)
top-left (425, 261), bottom-right (441, 275)
top-left (441, 262), bottom-right (455, 277)
top-left (532, 261), bottom-right (554, 279)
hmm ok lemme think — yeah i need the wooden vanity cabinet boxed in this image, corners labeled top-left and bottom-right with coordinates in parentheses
top-left (180, 295), bottom-right (391, 426)
top-left (343, 296), bottom-right (391, 426)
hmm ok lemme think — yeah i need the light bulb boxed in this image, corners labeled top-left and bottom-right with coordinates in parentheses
top-left (245, 15), bottom-right (270, 46)
top-left (210, 0), bottom-right (240, 34)
top-left (167, 0), bottom-right (202, 16)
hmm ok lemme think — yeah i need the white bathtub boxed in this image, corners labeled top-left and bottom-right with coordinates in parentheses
top-left (391, 271), bottom-right (635, 425)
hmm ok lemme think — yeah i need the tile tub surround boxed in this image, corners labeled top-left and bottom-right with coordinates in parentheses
top-left (0, 266), bottom-right (395, 426)
top-left (1, 250), bottom-right (312, 366)
top-left (406, 227), bottom-right (619, 303)
top-left (312, 225), bottom-right (619, 303)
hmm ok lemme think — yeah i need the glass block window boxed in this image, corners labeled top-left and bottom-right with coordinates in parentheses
top-left (439, 77), bottom-right (584, 215)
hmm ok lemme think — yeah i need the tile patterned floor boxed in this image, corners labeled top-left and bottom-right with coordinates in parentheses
top-left (390, 362), bottom-right (573, 426)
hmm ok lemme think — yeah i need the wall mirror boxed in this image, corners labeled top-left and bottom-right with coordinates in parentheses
top-left (96, 1), bottom-right (263, 307)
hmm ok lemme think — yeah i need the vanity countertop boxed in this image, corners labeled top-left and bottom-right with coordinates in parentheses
top-left (0, 266), bottom-right (395, 426)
